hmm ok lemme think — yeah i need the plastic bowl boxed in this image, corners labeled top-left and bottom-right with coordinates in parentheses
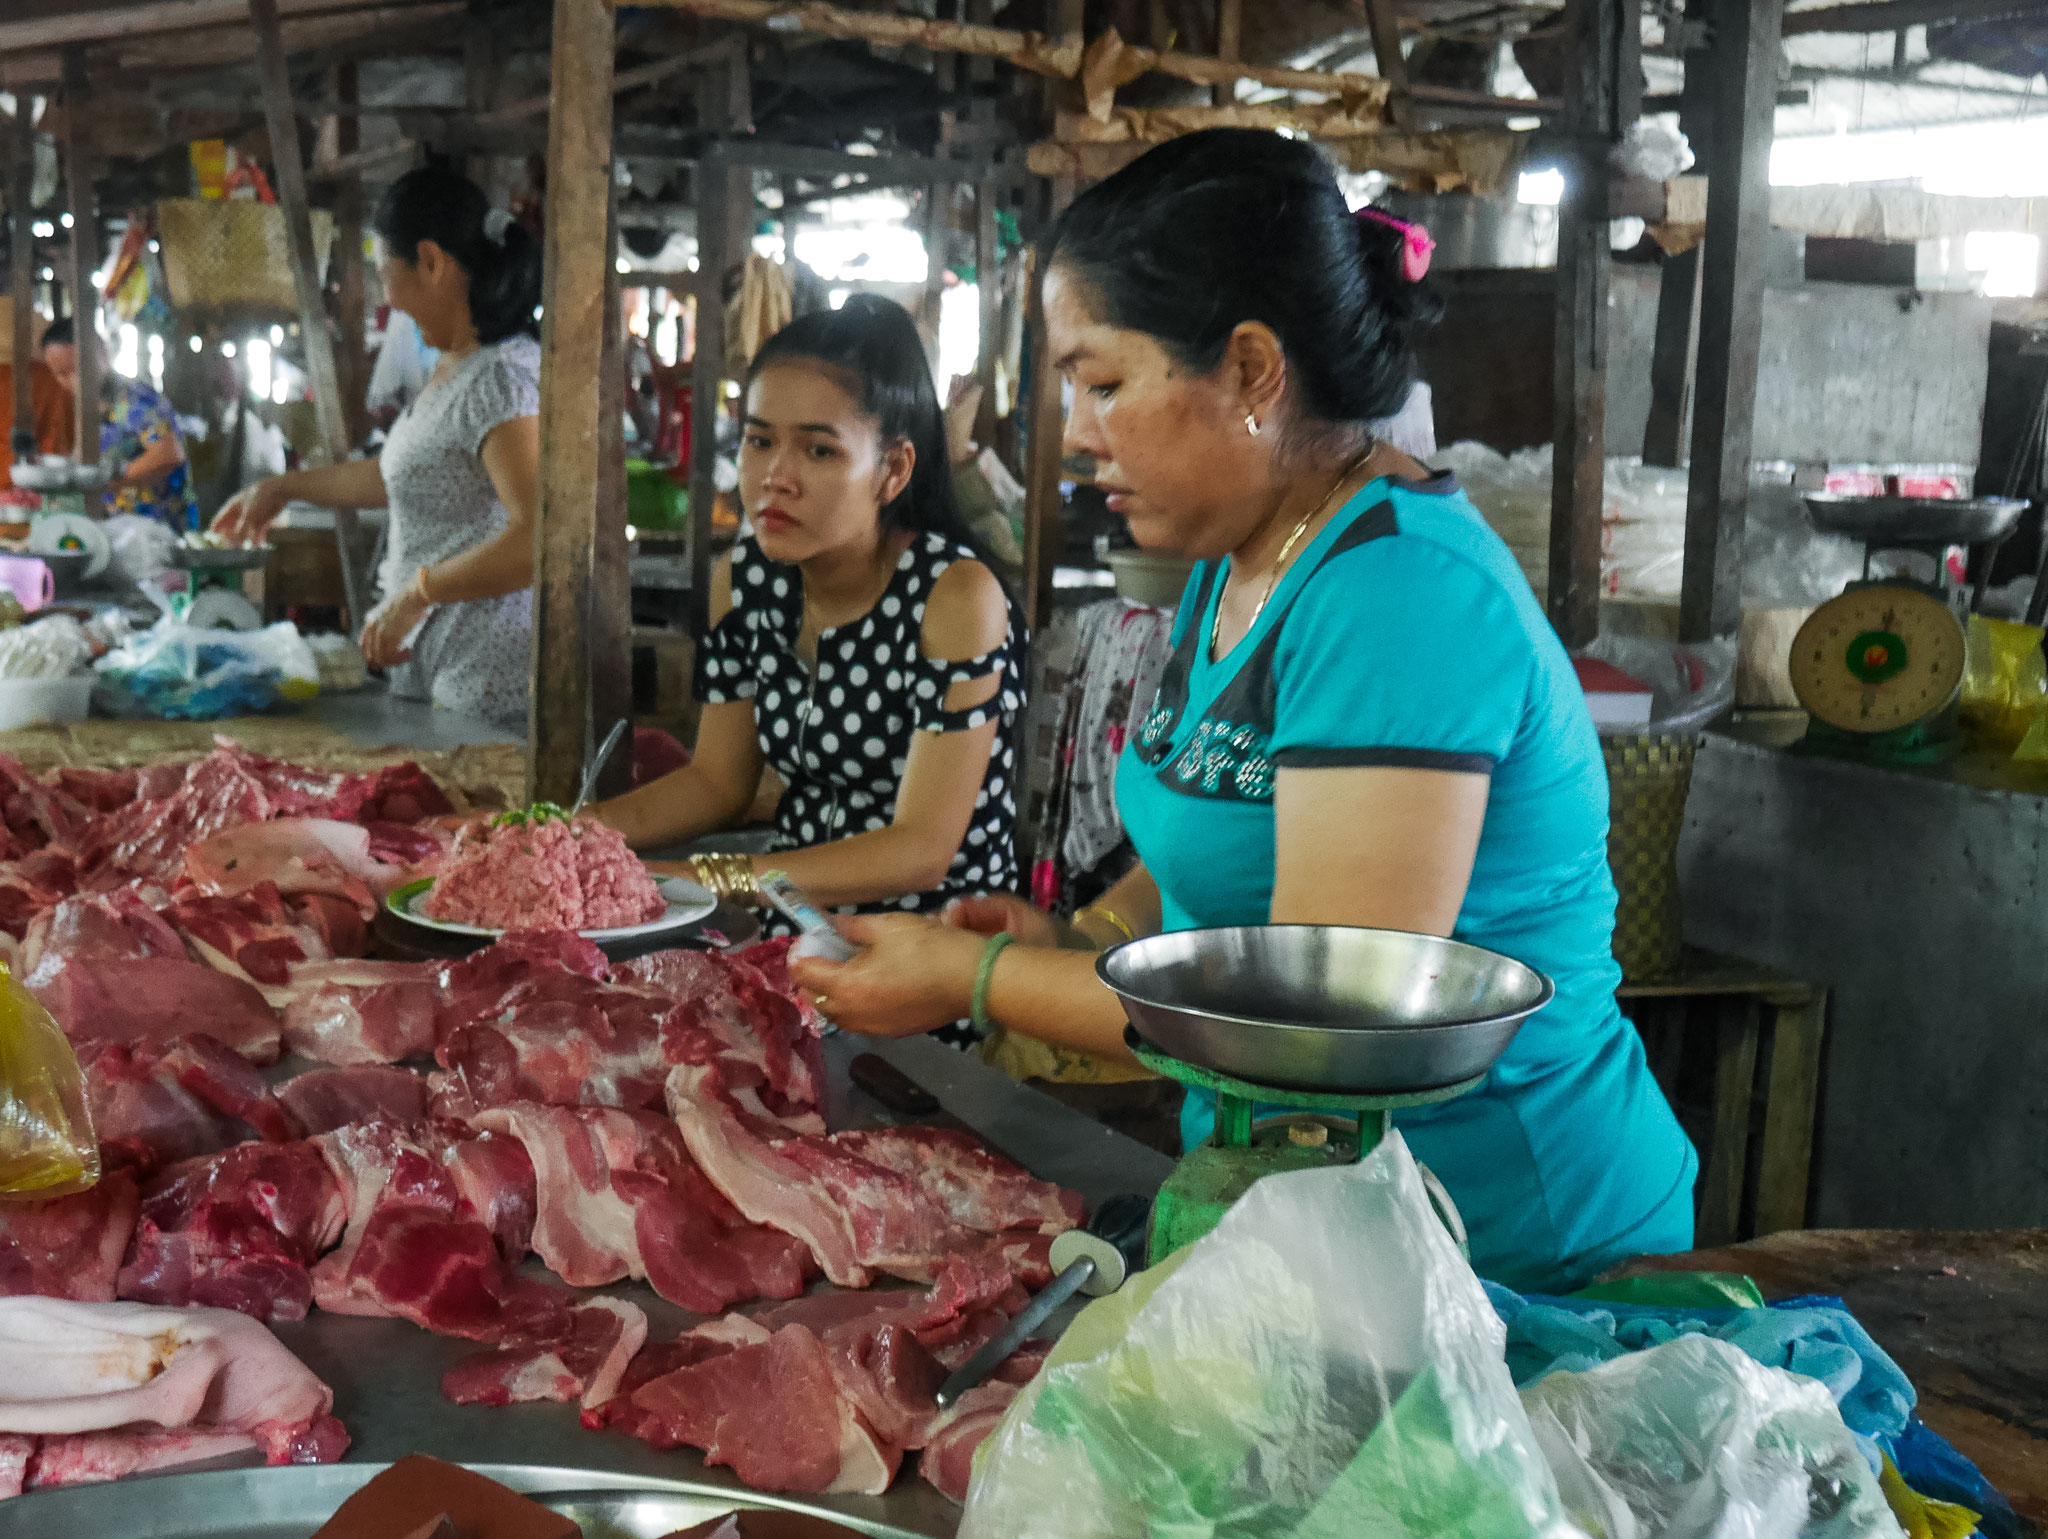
top-left (0, 675), bottom-right (92, 730)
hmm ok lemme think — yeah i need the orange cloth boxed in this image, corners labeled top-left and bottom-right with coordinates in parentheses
top-left (0, 361), bottom-right (79, 488)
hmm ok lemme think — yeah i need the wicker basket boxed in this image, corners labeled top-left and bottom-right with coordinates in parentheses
top-left (1603, 732), bottom-right (1698, 982)
top-left (157, 199), bottom-right (334, 320)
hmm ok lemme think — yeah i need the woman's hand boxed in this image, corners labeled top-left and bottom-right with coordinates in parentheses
top-left (788, 913), bottom-right (985, 1038)
top-left (359, 586), bottom-right (430, 669)
top-left (942, 893), bottom-right (1066, 949)
top-left (211, 478), bottom-right (290, 547)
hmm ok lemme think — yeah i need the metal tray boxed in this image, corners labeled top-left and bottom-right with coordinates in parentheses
top-left (1801, 493), bottom-right (2027, 547)
top-left (172, 543), bottom-right (272, 572)
top-left (0, 1463), bottom-right (922, 1538)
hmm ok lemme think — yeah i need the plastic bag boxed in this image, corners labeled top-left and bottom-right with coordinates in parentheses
top-left (1521, 1335), bottom-right (1904, 1539)
top-left (103, 514), bottom-right (181, 589)
top-left (0, 615), bottom-right (93, 681)
top-left (0, 962), bottom-right (99, 1199)
top-left (1576, 633), bottom-right (1736, 734)
top-left (93, 617), bottom-right (319, 721)
top-left (1960, 616), bottom-right (2046, 751)
top-left (958, 1132), bottom-right (1580, 1539)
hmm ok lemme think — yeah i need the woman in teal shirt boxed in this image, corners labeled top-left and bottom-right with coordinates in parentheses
top-left (794, 129), bottom-right (1696, 1292)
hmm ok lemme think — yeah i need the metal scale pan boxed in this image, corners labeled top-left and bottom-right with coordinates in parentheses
top-left (1097, 924), bottom-right (1553, 1096)
top-left (1800, 492), bottom-right (2028, 550)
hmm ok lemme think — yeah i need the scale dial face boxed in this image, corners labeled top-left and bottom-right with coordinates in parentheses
top-left (1789, 584), bottom-right (1966, 734)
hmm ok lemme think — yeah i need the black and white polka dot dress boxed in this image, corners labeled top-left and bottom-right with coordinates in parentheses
top-left (697, 530), bottom-right (1024, 919)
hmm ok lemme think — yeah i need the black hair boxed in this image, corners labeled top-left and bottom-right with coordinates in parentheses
top-left (1045, 128), bottom-right (1442, 432)
top-left (747, 294), bottom-right (985, 557)
top-left (371, 164), bottom-right (541, 345)
top-left (40, 317), bottom-right (73, 347)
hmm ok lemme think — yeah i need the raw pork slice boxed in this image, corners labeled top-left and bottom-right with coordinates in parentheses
top-left (918, 1380), bottom-right (1024, 1504)
top-left (0, 1295), bottom-right (347, 1494)
top-left (183, 818), bottom-right (393, 912)
top-left (829, 1127), bottom-right (1084, 1235)
top-left (19, 885), bottom-right (185, 989)
top-left (163, 882), bottom-right (331, 986)
top-left (270, 958), bottom-right (441, 1065)
top-left (117, 1142), bottom-right (347, 1323)
top-left (0, 848), bottom-right (77, 940)
top-left (0, 1172), bottom-right (140, 1302)
top-left (276, 1065), bottom-right (429, 1137)
top-left (624, 1324), bottom-right (897, 1495)
top-left (85, 1032), bottom-right (294, 1177)
top-left (33, 958), bottom-right (281, 1063)
top-left (667, 1062), bottom-right (1057, 1289)
top-left (329, 761), bottom-right (454, 826)
top-left (0, 754), bottom-right (88, 853)
top-left (469, 1103), bottom-right (811, 1312)
top-left (441, 1296), bottom-right (647, 1410)
top-left (310, 1120), bottom-right (556, 1341)
top-left (625, 939), bottom-right (825, 1124)
top-left (71, 744), bottom-right (278, 889)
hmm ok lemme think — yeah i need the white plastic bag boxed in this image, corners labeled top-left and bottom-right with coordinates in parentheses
top-left (1522, 1335), bottom-right (1904, 1539)
top-left (959, 1133), bottom-right (1581, 1539)
top-left (93, 618), bottom-right (319, 720)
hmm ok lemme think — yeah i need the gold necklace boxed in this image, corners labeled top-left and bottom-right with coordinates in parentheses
top-left (1211, 446), bottom-right (1375, 657)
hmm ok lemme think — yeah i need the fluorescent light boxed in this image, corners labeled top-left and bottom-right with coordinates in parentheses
top-left (1517, 168), bottom-right (1565, 207)
top-left (222, 341), bottom-right (237, 358)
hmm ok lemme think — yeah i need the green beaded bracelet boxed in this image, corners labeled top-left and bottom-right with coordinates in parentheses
top-left (970, 931), bottom-right (1015, 1032)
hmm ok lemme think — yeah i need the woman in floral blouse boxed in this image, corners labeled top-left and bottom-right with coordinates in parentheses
top-left (40, 318), bottom-right (199, 529)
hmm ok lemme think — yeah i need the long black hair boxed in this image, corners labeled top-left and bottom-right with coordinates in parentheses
top-left (747, 294), bottom-right (983, 555)
top-left (372, 164), bottom-right (541, 345)
top-left (1045, 128), bottom-right (1441, 432)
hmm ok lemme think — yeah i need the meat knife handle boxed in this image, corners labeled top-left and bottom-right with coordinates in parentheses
top-left (1086, 1193), bottom-right (1153, 1276)
top-left (934, 1257), bottom-right (1096, 1408)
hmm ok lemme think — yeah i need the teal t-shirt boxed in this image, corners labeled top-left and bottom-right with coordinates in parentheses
top-left (1117, 473), bottom-right (1697, 1292)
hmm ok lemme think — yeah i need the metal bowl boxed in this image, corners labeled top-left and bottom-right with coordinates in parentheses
top-left (1097, 925), bottom-right (1553, 1095)
top-left (7, 459), bottom-right (111, 494)
top-left (172, 542), bottom-right (271, 572)
top-left (1800, 493), bottom-right (2027, 547)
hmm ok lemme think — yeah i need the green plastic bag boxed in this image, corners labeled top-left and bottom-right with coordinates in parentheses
top-left (957, 1133), bottom-right (1581, 1539)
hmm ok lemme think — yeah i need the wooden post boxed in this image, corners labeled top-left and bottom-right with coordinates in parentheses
top-left (60, 52), bottom-right (100, 466)
top-left (1641, 0), bottom-right (1711, 468)
top-left (974, 175), bottom-right (1000, 455)
top-left (529, 0), bottom-right (618, 802)
top-left (331, 61), bottom-right (370, 450)
top-left (592, 184), bottom-right (633, 800)
top-left (250, 0), bottom-right (367, 627)
top-left (1546, 0), bottom-right (1636, 648)
top-left (1020, 181), bottom-right (1073, 634)
top-left (463, 19), bottom-right (505, 190)
top-left (1361, 0), bottom-right (1407, 122)
top-left (923, 178), bottom-right (949, 364)
top-left (687, 154), bottom-right (732, 640)
top-left (1678, 0), bottom-right (1783, 643)
top-left (8, 98), bottom-right (33, 460)
top-left (1211, 0), bottom-right (1240, 107)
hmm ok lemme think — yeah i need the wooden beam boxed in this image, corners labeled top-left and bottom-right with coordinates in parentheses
top-left (8, 102), bottom-right (34, 461)
top-left (529, 0), bottom-right (618, 803)
top-left (474, 35), bottom-right (742, 127)
top-left (112, 3), bottom-right (466, 74)
top-left (0, 0), bottom-right (420, 55)
top-left (251, 0), bottom-right (368, 628)
top-left (1020, 178), bottom-right (1073, 634)
top-left (1546, 0), bottom-right (1632, 648)
top-left (687, 153), bottom-right (737, 639)
top-left (631, 0), bottom-right (1393, 110)
top-left (1780, 0), bottom-right (2033, 35)
top-left (973, 175), bottom-right (999, 450)
top-left (1679, 0), bottom-right (1783, 642)
top-left (311, 138), bottom-right (417, 180)
top-left (1641, 0), bottom-right (1710, 469)
top-left (60, 50), bottom-right (100, 465)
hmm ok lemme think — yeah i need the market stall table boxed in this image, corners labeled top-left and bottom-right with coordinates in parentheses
top-left (1615, 1228), bottom-right (2048, 1525)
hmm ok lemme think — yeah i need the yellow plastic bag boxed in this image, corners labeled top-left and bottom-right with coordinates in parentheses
top-left (0, 962), bottom-right (99, 1198)
top-left (1960, 615), bottom-right (2046, 751)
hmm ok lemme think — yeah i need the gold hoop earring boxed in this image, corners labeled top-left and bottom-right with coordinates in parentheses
top-left (1245, 413), bottom-right (1261, 438)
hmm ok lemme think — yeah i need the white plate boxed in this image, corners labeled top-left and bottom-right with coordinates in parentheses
top-left (389, 873), bottom-right (718, 942)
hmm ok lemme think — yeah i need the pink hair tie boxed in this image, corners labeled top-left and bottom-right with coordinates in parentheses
top-left (1357, 207), bottom-right (1436, 283)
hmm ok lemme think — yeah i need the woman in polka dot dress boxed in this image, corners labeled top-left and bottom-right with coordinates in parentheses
top-left (595, 296), bottom-right (1023, 924)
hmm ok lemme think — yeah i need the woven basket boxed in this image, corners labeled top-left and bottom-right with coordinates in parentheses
top-left (1604, 732), bottom-right (1698, 982)
top-left (157, 199), bottom-right (334, 321)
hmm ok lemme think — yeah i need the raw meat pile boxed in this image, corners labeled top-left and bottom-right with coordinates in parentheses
top-left (0, 740), bottom-right (1080, 1506)
top-left (420, 812), bottom-right (666, 932)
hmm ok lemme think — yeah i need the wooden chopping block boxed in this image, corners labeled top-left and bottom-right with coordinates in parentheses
top-left (1612, 1228), bottom-right (2048, 1522)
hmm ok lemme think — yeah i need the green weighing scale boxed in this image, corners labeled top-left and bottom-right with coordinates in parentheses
top-left (1791, 493), bottom-right (2028, 766)
top-left (1097, 925), bottom-right (1554, 1266)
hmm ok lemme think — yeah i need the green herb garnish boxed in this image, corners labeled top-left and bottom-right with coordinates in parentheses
top-left (491, 800), bottom-right (570, 830)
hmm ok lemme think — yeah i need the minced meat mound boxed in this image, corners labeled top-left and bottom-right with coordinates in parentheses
top-left (421, 815), bottom-right (666, 931)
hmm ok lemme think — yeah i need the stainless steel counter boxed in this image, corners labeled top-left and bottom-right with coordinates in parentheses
top-left (268, 1034), bottom-right (1171, 1537)
top-left (291, 681), bottom-right (518, 753)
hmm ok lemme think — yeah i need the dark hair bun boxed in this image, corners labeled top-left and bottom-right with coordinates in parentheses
top-left (1046, 128), bottom-right (1438, 425)
top-left (372, 164), bottom-right (541, 345)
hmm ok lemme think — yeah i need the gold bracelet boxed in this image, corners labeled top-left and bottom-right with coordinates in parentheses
top-left (693, 852), bottom-right (759, 903)
top-left (412, 565), bottom-right (438, 606)
top-left (1075, 903), bottom-right (1135, 944)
